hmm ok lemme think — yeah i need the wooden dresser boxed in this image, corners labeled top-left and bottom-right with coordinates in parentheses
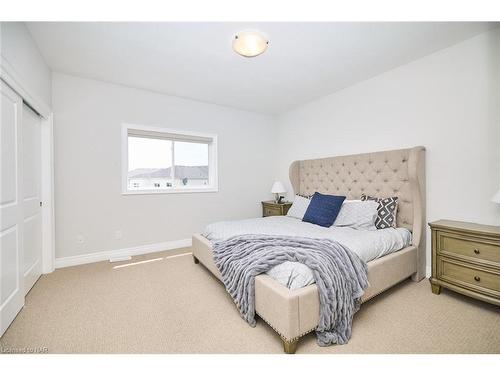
top-left (429, 220), bottom-right (500, 306)
top-left (261, 201), bottom-right (292, 217)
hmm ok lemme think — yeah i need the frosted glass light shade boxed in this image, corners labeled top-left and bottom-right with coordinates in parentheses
top-left (492, 189), bottom-right (500, 204)
top-left (233, 31), bottom-right (269, 57)
top-left (271, 181), bottom-right (286, 194)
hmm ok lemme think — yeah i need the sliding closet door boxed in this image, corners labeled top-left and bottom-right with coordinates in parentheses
top-left (22, 104), bottom-right (42, 294)
top-left (0, 81), bottom-right (24, 337)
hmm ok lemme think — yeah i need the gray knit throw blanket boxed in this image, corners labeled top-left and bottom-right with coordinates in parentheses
top-left (212, 235), bottom-right (368, 346)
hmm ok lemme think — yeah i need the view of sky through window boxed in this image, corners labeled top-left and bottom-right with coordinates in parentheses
top-left (128, 137), bottom-right (208, 171)
top-left (174, 141), bottom-right (208, 167)
top-left (128, 137), bottom-right (172, 171)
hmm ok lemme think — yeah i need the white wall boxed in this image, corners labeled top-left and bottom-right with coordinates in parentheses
top-left (0, 22), bottom-right (52, 108)
top-left (275, 29), bottom-right (500, 273)
top-left (44, 27), bottom-right (500, 268)
top-left (52, 73), bottom-right (276, 258)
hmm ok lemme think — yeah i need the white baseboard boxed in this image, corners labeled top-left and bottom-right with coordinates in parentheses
top-left (55, 238), bottom-right (192, 269)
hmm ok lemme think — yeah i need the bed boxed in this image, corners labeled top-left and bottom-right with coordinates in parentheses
top-left (192, 146), bottom-right (426, 353)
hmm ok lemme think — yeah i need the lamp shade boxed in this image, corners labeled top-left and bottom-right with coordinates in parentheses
top-left (271, 181), bottom-right (286, 194)
top-left (492, 189), bottom-right (500, 204)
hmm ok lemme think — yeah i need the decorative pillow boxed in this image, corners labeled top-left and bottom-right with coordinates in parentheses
top-left (360, 194), bottom-right (398, 229)
top-left (333, 200), bottom-right (379, 230)
top-left (303, 192), bottom-right (346, 227)
top-left (286, 194), bottom-right (312, 220)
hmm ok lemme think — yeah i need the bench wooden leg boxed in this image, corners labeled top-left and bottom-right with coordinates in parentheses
top-left (193, 255), bottom-right (199, 264)
top-left (282, 338), bottom-right (298, 354)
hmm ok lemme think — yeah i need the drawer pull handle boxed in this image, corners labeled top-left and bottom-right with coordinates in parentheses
top-left (473, 248), bottom-right (480, 255)
top-left (474, 276), bottom-right (481, 282)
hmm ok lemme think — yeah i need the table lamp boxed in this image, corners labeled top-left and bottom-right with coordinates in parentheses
top-left (271, 181), bottom-right (286, 203)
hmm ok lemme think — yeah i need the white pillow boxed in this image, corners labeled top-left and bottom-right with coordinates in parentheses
top-left (333, 200), bottom-right (379, 230)
top-left (286, 195), bottom-right (311, 220)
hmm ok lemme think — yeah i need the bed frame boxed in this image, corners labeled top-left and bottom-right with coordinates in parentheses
top-left (192, 146), bottom-right (426, 353)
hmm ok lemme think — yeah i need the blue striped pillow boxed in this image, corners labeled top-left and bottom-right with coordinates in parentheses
top-left (302, 192), bottom-right (346, 227)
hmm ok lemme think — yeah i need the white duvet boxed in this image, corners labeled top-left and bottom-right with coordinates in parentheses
top-left (202, 216), bottom-right (412, 290)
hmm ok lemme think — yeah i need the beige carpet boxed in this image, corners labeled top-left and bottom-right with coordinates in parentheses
top-left (1, 248), bottom-right (499, 354)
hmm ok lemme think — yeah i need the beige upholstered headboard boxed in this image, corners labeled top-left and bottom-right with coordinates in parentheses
top-left (289, 146), bottom-right (426, 279)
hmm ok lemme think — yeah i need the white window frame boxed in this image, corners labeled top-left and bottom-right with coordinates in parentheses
top-left (122, 123), bottom-right (218, 195)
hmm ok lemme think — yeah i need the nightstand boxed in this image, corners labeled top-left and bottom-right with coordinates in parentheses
top-left (261, 201), bottom-right (292, 217)
top-left (429, 220), bottom-right (500, 306)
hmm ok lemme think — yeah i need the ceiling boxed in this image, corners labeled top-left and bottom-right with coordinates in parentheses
top-left (27, 22), bottom-right (497, 114)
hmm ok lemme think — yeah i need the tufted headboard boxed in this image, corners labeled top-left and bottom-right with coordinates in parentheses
top-left (289, 146), bottom-right (426, 278)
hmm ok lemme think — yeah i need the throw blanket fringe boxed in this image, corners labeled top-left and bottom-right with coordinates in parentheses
top-left (213, 235), bottom-right (368, 346)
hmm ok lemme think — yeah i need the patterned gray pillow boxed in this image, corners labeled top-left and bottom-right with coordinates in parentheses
top-left (360, 194), bottom-right (398, 229)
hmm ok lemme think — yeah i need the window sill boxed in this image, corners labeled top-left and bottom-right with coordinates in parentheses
top-left (122, 187), bottom-right (219, 195)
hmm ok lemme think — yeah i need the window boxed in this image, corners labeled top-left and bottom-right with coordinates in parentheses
top-left (122, 124), bottom-right (218, 194)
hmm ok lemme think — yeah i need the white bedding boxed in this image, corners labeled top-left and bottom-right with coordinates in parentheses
top-left (202, 216), bottom-right (412, 290)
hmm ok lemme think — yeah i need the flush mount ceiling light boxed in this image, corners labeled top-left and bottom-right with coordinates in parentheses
top-left (232, 31), bottom-right (269, 57)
